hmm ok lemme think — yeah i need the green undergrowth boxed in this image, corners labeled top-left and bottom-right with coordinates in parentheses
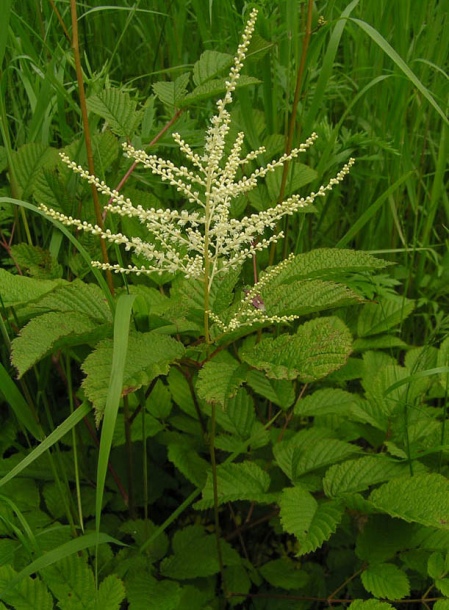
top-left (0, 1), bottom-right (448, 609)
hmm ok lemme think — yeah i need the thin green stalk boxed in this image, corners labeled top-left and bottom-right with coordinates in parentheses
top-left (69, 0), bottom-right (114, 294)
top-left (209, 403), bottom-right (226, 600)
top-left (269, 0), bottom-right (314, 266)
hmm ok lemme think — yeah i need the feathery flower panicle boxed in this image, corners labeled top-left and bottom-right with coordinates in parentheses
top-left (40, 8), bottom-right (354, 333)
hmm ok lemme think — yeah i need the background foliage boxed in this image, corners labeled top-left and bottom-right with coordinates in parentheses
top-left (0, 0), bottom-right (448, 608)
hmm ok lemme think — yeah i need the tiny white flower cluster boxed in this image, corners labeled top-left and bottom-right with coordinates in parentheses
top-left (40, 7), bottom-right (354, 333)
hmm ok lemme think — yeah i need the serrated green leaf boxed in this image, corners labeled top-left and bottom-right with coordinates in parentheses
top-left (41, 555), bottom-right (95, 609)
top-left (259, 558), bottom-right (309, 590)
top-left (246, 370), bottom-right (295, 409)
top-left (0, 269), bottom-right (65, 308)
top-left (269, 249), bottom-right (389, 287)
top-left (295, 387), bottom-right (361, 418)
top-left (265, 163), bottom-right (317, 200)
top-left (193, 50), bottom-right (233, 86)
top-left (87, 88), bottom-right (143, 137)
top-left (369, 473), bottom-right (449, 529)
top-left (181, 75), bottom-right (260, 106)
top-left (196, 360), bottom-right (247, 406)
top-left (12, 143), bottom-right (59, 200)
top-left (0, 565), bottom-right (53, 610)
top-left (82, 331), bottom-right (185, 413)
top-left (97, 574), bottom-right (126, 610)
top-left (262, 279), bottom-right (362, 318)
top-left (241, 316), bottom-right (352, 381)
top-left (167, 367), bottom-right (197, 418)
top-left (38, 280), bottom-right (112, 322)
top-left (160, 525), bottom-right (240, 579)
top-left (357, 297), bottom-right (415, 337)
top-left (323, 456), bottom-right (420, 498)
top-left (167, 443), bottom-right (208, 488)
top-left (153, 73), bottom-right (190, 110)
top-left (293, 438), bottom-right (360, 478)
top-left (356, 515), bottom-right (415, 563)
top-left (361, 563), bottom-right (410, 600)
top-left (195, 461), bottom-right (273, 509)
top-left (9, 244), bottom-right (62, 280)
top-left (434, 601), bottom-right (449, 610)
top-left (126, 572), bottom-right (181, 610)
top-left (279, 486), bottom-right (317, 536)
top-left (11, 311), bottom-right (111, 377)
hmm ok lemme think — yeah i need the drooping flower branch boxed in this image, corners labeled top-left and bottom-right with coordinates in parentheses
top-left (40, 7), bottom-right (354, 339)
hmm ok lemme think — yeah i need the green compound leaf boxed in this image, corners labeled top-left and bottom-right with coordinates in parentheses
top-left (82, 330), bottom-right (185, 414)
top-left (126, 572), bottom-right (181, 610)
top-left (193, 50), bottom-right (233, 86)
top-left (182, 75), bottom-right (260, 106)
top-left (196, 360), bottom-right (247, 406)
top-left (96, 575), bottom-right (126, 610)
top-left (0, 564), bottom-right (53, 610)
top-left (369, 473), bottom-right (449, 529)
top-left (153, 73), bottom-right (190, 110)
top-left (268, 248), bottom-right (390, 286)
top-left (279, 487), bottom-right (344, 556)
top-left (357, 297), bottom-right (415, 337)
top-left (246, 369), bottom-right (295, 409)
top-left (323, 456), bottom-right (421, 498)
top-left (241, 316), bottom-right (352, 381)
top-left (195, 461), bottom-right (274, 509)
top-left (259, 558), bottom-right (309, 590)
top-left (87, 88), bottom-right (143, 138)
top-left (41, 554), bottom-right (95, 608)
top-left (167, 442), bottom-right (209, 488)
top-left (349, 600), bottom-right (396, 610)
top-left (11, 311), bottom-right (111, 378)
top-left (361, 563), bottom-right (410, 600)
top-left (0, 268), bottom-right (65, 308)
top-left (160, 525), bottom-right (240, 579)
top-left (262, 279), bottom-right (363, 318)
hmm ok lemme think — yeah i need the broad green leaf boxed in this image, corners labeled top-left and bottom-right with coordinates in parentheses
top-left (357, 297), bottom-right (414, 337)
top-left (262, 279), bottom-right (363, 318)
top-left (279, 486), bottom-right (317, 537)
top-left (438, 336), bottom-right (449, 391)
top-left (259, 558), bottom-right (309, 590)
top-left (120, 519), bottom-right (168, 563)
top-left (268, 249), bottom-right (389, 287)
top-left (246, 370), bottom-right (295, 409)
top-left (0, 565), bottom-right (53, 610)
top-left (167, 443), bottom-right (208, 488)
top-left (87, 88), bottom-right (143, 137)
top-left (196, 361), bottom-right (247, 406)
top-left (160, 525), bottom-right (240, 579)
top-left (11, 311), bottom-right (110, 378)
top-left (182, 75), bottom-right (260, 106)
top-left (295, 388), bottom-right (362, 418)
top-left (152, 73), bottom-right (190, 110)
top-left (265, 163), bottom-right (317, 200)
top-left (126, 572), bottom-right (181, 610)
top-left (82, 330), bottom-right (185, 413)
top-left (428, 551), bottom-right (449, 580)
top-left (0, 269), bottom-right (65, 308)
top-left (167, 367), bottom-right (197, 418)
top-left (293, 438), bottom-right (360, 478)
top-left (12, 143), bottom-right (59, 200)
top-left (356, 515), bottom-right (415, 563)
top-left (96, 575), bottom-right (126, 610)
top-left (9, 244), bottom-right (62, 280)
top-left (193, 50), bottom-right (233, 86)
top-left (434, 601), bottom-right (449, 610)
top-left (41, 555), bottom-right (95, 609)
top-left (369, 473), bottom-right (449, 529)
top-left (361, 563), bottom-right (410, 600)
top-left (195, 461), bottom-right (274, 509)
top-left (323, 456), bottom-right (421, 498)
top-left (241, 316), bottom-right (352, 381)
